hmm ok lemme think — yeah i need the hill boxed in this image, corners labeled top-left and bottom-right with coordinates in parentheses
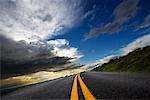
top-left (93, 46), bottom-right (150, 72)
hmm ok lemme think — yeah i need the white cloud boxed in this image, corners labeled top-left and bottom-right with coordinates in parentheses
top-left (0, 0), bottom-right (83, 42)
top-left (52, 47), bottom-right (83, 61)
top-left (120, 34), bottom-right (150, 55)
top-left (47, 39), bottom-right (69, 47)
top-left (83, 55), bottom-right (117, 70)
top-left (0, 0), bottom-right (83, 62)
top-left (47, 39), bottom-right (83, 61)
top-left (97, 55), bottom-right (117, 65)
top-left (80, 5), bottom-right (96, 21)
top-left (80, 9), bottom-right (95, 21)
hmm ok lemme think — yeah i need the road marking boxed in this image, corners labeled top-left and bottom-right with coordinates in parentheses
top-left (70, 75), bottom-right (79, 100)
top-left (77, 74), bottom-right (96, 100)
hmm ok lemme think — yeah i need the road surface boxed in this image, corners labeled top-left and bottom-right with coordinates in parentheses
top-left (2, 72), bottom-right (150, 100)
top-left (82, 72), bottom-right (150, 99)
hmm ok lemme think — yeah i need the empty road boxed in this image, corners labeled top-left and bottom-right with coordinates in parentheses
top-left (2, 72), bottom-right (150, 100)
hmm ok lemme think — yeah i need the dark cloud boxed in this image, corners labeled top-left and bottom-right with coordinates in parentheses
top-left (1, 35), bottom-right (53, 61)
top-left (84, 0), bottom-right (139, 40)
top-left (1, 56), bottom-right (71, 79)
top-left (0, 0), bottom-right (83, 79)
top-left (0, 35), bottom-right (71, 79)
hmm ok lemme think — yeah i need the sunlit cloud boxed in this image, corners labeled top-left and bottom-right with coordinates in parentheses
top-left (1, 68), bottom-right (86, 89)
top-left (47, 39), bottom-right (69, 47)
top-left (47, 39), bottom-right (83, 61)
top-left (52, 47), bottom-right (83, 61)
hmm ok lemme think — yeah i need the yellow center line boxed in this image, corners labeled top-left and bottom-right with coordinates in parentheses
top-left (77, 74), bottom-right (96, 100)
top-left (70, 75), bottom-right (79, 100)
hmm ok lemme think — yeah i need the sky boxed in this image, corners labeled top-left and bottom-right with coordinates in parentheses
top-left (0, 0), bottom-right (150, 87)
top-left (49, 0), bottom-right (150, 64)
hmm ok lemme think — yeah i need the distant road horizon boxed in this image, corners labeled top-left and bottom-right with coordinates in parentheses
top-left (2, 72), bottom-right (150, 100)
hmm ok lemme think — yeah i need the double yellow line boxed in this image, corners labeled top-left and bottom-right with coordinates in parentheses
top-left (70, 74), bottom-right (96, 100)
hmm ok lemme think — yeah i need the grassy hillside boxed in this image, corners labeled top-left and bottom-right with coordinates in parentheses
top-left (93, 46), bottom-right (150, 72)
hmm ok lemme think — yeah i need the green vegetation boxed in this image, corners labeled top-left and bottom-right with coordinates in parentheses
top-left (93, 46), bottom-right (150, 72)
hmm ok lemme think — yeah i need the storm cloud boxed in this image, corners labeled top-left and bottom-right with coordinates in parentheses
top-left (0, 0), bottom-right (83, 79)
top-left (1, 35), bottom-right (53, 61)
top-left (84, 0), bottom-right (139, 40)
top-left (0, 35), bottom-right (75, 79)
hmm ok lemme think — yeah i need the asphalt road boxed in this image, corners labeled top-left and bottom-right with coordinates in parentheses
top-left (2, 75), bottom-right (75, 100)
top-left (81, 72), bottom-right (150, 99)
top-left (2, 72), bottom-right (150, 100)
